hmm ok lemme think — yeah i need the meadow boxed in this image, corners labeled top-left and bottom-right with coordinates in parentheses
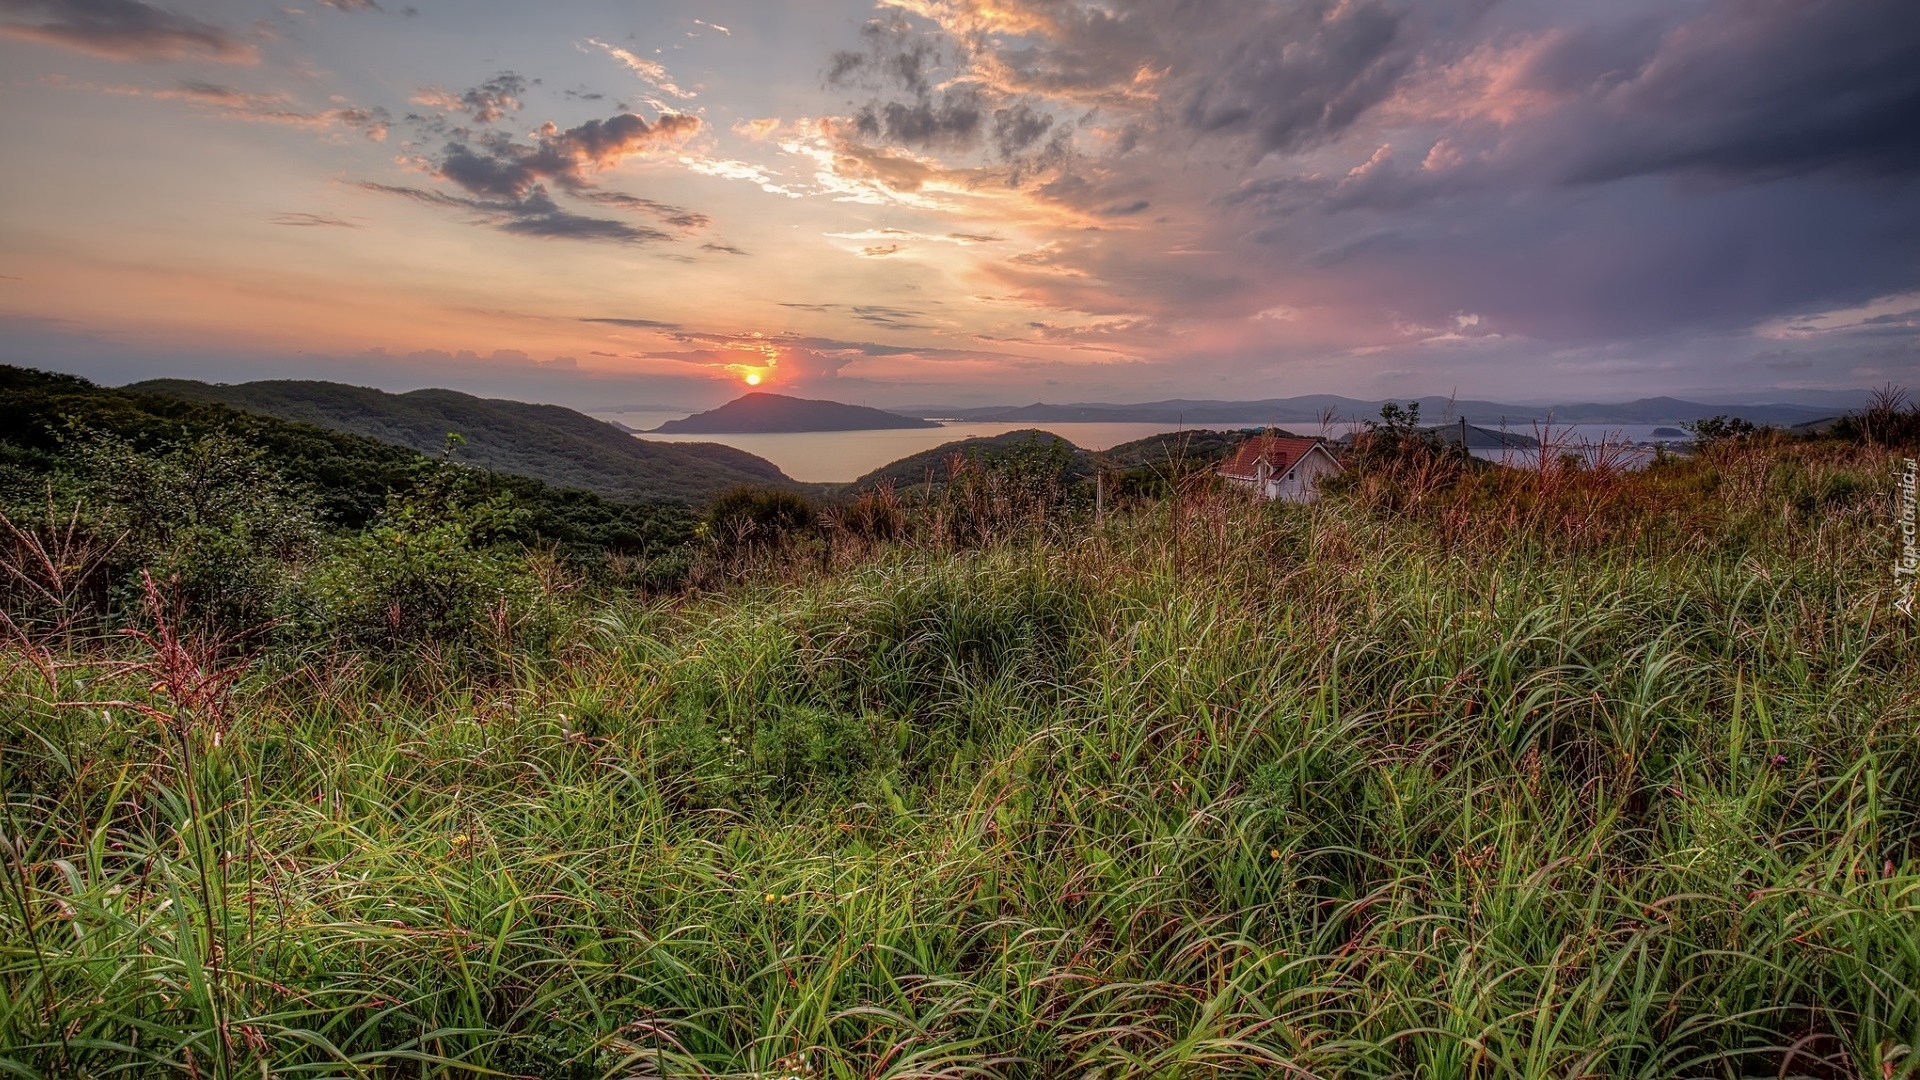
top-left (1, 428), bottom-right (1916, 1078)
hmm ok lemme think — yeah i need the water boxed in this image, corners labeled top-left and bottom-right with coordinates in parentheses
top-left (632, 421), bottom-right (1278, 483)
top-left (599, 411), bottom-right (1693, 483)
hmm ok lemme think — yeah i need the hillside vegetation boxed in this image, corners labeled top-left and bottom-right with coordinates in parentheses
top-left (848, 428), bottom-right (1264, 496)
top-left (1, 404), bottom-right (1917, 1078)
top-left (130, 377), bottom-right (798, 505)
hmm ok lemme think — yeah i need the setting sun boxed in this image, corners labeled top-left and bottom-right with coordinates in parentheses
top-left (745, 373), bottom-right (762, 386)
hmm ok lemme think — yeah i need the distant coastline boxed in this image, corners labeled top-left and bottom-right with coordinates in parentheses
top-left (652, 391), bottom-right (942, 434)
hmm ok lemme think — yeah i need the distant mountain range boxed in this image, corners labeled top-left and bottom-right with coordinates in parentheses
top-left (652, 392), bottom-right (941, 434)
top-left (129, 378), bottom-right (799, 504)
top-left (922, 395), bottom-right (1844, 427)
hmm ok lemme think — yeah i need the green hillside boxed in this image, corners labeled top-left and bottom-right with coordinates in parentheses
top-left (849, 427), bottom-right (1267, 494)
top-left (128, 378), bottom-right (798, 505)
top-left (0, 365), bottom-right (693, 553)
top-left (850, 429), bottom-right (1086, 491)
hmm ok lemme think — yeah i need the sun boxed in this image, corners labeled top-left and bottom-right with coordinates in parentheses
top-left (744, 373), bottom-right (762, 386)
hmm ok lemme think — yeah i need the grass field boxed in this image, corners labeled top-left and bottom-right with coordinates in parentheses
top-left (2, 436), bottom-right (1916, 1078)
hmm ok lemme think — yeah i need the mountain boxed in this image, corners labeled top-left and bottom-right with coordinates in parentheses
top-left (653, 392), bottom-right (941, 433)
top-left (926, 396), bottom-right (1839, 427)
top-left (0, 365), bottom-right (695, 551)
top-left (127, 378), bottom-right (798, 505)
top-left (851, 430), bottom-right (1084, 491)
top-left (847, 428), bottom-right (1266, 493)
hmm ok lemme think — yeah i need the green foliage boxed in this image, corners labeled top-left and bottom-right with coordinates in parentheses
top-left (922, 432), bottom-right (1084, 546)
top-left (849, 428), bottom-right (1087, 493)
top-left (2, 425), bottom-right (1917, 1079)
top-left (0, 359), bottom-right (706, 568)
top-left (79, 434), bottom-right (323, 630)
top-left (1830, 385), bottom-right (1920, 448)
top-left (1327, 401), bottom-right (1473, 508)
top-left (129, 375), bottom-right (804, 504)
top-left (1686, 413), bottom-right (1761, 448)
top-left (281, 469), bottom-right (553, 659)
top-left (706, 486), bottom-right (818, 550)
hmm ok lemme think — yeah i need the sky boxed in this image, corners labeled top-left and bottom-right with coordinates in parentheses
top-left (1, 0), bottom-right (1916, 411)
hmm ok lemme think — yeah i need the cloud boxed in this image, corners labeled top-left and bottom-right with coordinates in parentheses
top-left (432, 111), bottom-right (701, 201)
top-left (585, 38), bottom-right (695, 100)
top-left (316, 0), bottom-right (380, 10)
top-left (412, 72), bottom-right (527, 124)
top-left (1528, 0), bottom-right (1920, 184)
top-left (700, 242), bottom-right (748, 255)
top-left (357, 182), bottom-right (674, 244)
top-left (109, 80), bottom-right (391, 139)
top-left (580, 191), bottom-right (710, 229)
top-left (0, 0), bottom-right (256, 62)
top-left (271, 212), bottom-right (359, 227)
top-left (580, 316), bottom-right (680, 330)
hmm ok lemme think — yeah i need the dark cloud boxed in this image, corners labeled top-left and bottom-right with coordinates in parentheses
top-left (580, 317), bottom-right (680, 329)
top-left (1531, 0), bottom-right (1920, 184)
top-left (271, 212), bottom-right (358, 227)
top-left (700, 242), bottom-right (748, 255)
top-left (0, 0), bottom-right (255, 62)
top-left (581, 191), bottom-right (710, 229)
top-left (377, 109), bottom-right (704, 243)
top-left (1171, 0), bottom-right (1436, 156)
top-left (414, 72), bottom-right (528, 124)
top-left (828, 13), bottom-right (941, 95)
top-left (855, 91), bottom-right (984, 150)
top-left (356, 182), bottom-right (672, 244)
top-left (850, 305), bottom-right (938, 330)
top-left (432, 112), bottom-right (701, 200)
top-left (498, 190), bottom-right (671, 242)
top-left (831, 13), bottom-right (998, 153)
top-left (991, 102), bottom-right (1054, 159)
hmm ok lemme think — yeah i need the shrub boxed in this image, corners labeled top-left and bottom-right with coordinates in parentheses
top-left (1831, 385), bottom-right (1920, 448)
top-left (706, 487), bottom-right (818, 553)
top-left (1685, 413), bottom-right (1760, 449)
top-left (279, 468), bottom-right (553, 659)
top-left (5, 433), bottom-right (324, 634)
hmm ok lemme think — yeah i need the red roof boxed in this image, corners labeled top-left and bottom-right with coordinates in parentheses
top-left (1218, 435), bottom-right (1330, 480)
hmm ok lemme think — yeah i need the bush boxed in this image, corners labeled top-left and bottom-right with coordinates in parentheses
top-left (2, 433), bottom-right (323, 635)
top-left (280, 468), bottom-right (554, 659)
top-left (1686, 414), bottom-right (1760, 449)
top-left (1831, 385), bottom-right (1920, 448)
top-left (706, 487), bottom-right (818, 553)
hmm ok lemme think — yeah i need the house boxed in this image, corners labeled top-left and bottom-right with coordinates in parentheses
top-left (1218, 433), bottom-right (1342, 502)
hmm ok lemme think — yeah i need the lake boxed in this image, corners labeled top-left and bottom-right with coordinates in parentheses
top-left (596, 411), bottom-right (1691, 483)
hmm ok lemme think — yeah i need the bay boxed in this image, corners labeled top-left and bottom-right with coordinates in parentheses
top-left (603, 414), bottom-right (1691, 484)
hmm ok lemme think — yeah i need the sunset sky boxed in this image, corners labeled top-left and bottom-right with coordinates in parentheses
top-left (1, 0), bottom-right (1916, 410)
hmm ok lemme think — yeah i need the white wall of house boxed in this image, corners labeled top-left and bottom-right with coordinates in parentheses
top-left (1262, 447), bottom-right (1340, 502)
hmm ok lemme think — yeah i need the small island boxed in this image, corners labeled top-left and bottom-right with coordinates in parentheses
top-left (1651, 426), bottom-right (1688, 438)
top-left (651, 391), bottom-right (942, 433)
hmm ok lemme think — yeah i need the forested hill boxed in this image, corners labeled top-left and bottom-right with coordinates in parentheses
top-left (128, 378), bottom-right (798, 505)
top-left (0, 365), bottom-right (694, 552)
top-left (653, 392), bottom-right (941, 433)
top-left (848, 428), bottom-right (1272, 493)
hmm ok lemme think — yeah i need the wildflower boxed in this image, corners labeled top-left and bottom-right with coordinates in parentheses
top-left (765, 893), bottom-right (776, 903)
top-left (1269, 848), bottom-right (1280, 860)
top-left (451, 833), bottom-right (471, 848)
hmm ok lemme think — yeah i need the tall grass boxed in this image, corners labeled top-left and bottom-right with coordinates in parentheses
top-left (1, 441), bottom-right (1915, 1077)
